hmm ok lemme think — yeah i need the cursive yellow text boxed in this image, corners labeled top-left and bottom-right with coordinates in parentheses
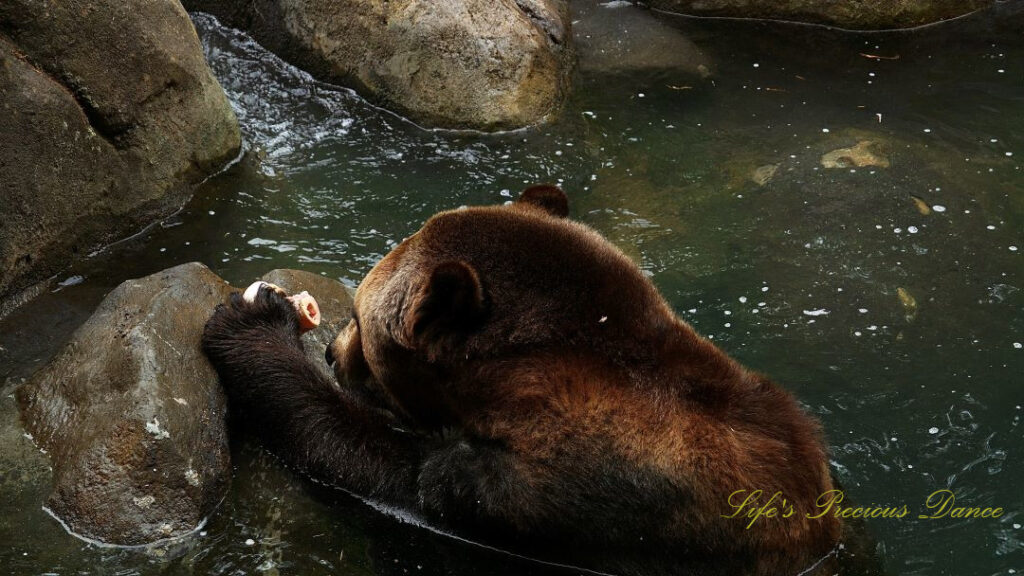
top-left (805, 489), bottom-right (909, 520)
top-left (722, 490), bottom-right (795, 529)
top-left (918, 489), bottom-right (1003, 519)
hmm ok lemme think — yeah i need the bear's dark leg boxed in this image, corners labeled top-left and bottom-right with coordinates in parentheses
top-left (202, 286), bottom-right (422, 504)
top-left (418, 432), bottom-right (682, 548)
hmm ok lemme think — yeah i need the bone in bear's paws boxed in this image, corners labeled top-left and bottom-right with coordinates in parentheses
top-left (242, 281), bottom-right (284, 303)
top-left (241, 281), bottom-right (320, 332)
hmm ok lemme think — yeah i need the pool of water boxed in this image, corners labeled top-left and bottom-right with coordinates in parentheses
top-left (1, 2), bottom-right (1021, 574)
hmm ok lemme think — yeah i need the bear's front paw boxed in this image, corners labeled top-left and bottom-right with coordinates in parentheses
top-left (233, 282), bottom-right (299, 326)
top-left (203, 283), bottom-right (301, 349)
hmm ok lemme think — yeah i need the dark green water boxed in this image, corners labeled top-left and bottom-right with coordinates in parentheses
top-left (1, 3), bottom-right (1022, 574)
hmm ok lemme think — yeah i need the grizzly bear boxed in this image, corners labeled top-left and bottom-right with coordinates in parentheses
top-left (202, 186), bottom-right (843, 575)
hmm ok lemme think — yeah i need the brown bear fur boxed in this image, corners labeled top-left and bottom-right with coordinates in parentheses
top-left (203, 185), bottom-right (844, 575)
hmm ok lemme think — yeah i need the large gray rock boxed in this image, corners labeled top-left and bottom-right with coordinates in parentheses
top-left (184, 0), bottom-right (573, 130)
top-left (643, 0), bottom-right (993, 30)
top-left (0, 0), bottom-right (242, 310)
top-left (16, 263), bottom-right (235, 546)
top-left (14, 264), bottom-right (355, 546)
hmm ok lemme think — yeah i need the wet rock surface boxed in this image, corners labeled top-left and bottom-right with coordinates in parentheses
top-left (183, 0), bottom-right (573, 130)
top-left (0, 0), bottom-right (241, 310)
top-left (643, 0), bottom-right (993, 30)
top-left (17, 263), bottom-right (235, 545)
top-left (14, 264), bottom-right (354, 546)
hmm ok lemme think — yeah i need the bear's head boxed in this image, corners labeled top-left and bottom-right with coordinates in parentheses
top-left (327, 185), bottom-right (686, 429)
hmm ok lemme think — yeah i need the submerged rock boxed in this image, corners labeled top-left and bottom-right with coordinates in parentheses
top-left (911, 195), bottom-right (933, 215)
top-left (573, 0), bottom-right (712, 77)
top-left (643, 0), bottom-right (993, 30)
top-left (750, 164), bottom-right (780, 186)
top-left (17, 263), bottom-right (234, 546)
top-left (896, 287), bottom-right (918, 323)
top-left (0, 0), bottom-right (241, 311)
top-left (820, 140), bottom-right (890, 169)
top-left (184, 0), bottom-right (573, 130)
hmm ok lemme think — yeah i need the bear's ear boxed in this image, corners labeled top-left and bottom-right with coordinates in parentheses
top-left (516, 184), bottom-right (569, 218)
top-left (404, 261), bottom-right (486, 349)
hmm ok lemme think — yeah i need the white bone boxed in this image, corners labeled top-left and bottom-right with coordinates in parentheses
top-left (243, 281), bottom-right (270, 303)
